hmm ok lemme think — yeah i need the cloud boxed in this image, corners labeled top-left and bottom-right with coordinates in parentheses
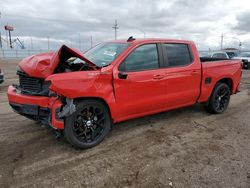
top-left (0, 0), bottom-right (250, 50)
top-left (233, 11), bottom-right (250, 33)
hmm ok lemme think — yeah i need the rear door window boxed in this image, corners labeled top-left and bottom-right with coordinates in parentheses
top-left (163, 43), bottom-right (192, 67)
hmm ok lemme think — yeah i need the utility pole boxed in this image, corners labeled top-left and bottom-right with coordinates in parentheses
top-left (8, 29), bottom-right (12, 48)
top-left (112, 20), bottom-right (119, 40)
top-left (78, 33), bottom-right (81, 50)
top-left (4, 25), bottom-right (14, 48)
top-left (30, 37), bottom-right (33, 50)
top-left (0, 33), bottom-right (2, 49)
top-left (5, 29), bottom-right (8, 48)
top-left (69, 37), bottom-right (72, 47)
top-left (220, 33), bottom-right (224, 50)
top-left (0, 11), bottom-right (2, 49)
top-left (138, 29), bottom-right (146, 38)
top-left (90, 35), bottom-right (93, 48)
top-left (47, 36), bottom-right (50, 50)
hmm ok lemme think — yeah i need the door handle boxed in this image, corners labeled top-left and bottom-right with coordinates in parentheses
top-left (191, 70), bottom-right (199, 75)
top-left (153, 74), bottom-right (165, 80)
top-left (118, 72), bottom-right (128, 79)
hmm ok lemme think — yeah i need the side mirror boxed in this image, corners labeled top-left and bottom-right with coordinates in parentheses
top-left (118, 72), bottom-right (128, 79)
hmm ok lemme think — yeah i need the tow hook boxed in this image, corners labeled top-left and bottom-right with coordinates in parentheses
top-left (58, 98), bottom-right (76, 118)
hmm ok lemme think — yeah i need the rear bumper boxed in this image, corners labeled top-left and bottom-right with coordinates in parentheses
top-left (7, 85), bottom-right (64, 129)
top-left (0, 73), bottom-right (4, 84)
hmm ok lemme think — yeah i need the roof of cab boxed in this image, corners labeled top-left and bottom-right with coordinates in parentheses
top-left (107, 38), bottom-right (194, 45)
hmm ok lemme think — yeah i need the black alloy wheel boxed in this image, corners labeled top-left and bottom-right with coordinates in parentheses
top-left (64, 100), bottom-right (111, 149)
top-left (213, 85), bottom-right (230, 113)
top-left (205, 83), bottom-right (231, 114)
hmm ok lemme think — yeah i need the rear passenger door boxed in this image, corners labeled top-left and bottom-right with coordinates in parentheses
top-left (162, 43), bottom-right (201, 108)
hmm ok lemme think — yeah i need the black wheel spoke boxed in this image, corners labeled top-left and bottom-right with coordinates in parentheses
top-left (73, 125), bottom-right (80, 131)
top-left (214, 85), bottom-right (230, 112)
top-left (72, 104), bottom-right (106, 143)
top-left (77, 131), bottom-right (86, 137)
top-left (96, 117), bottom-right (105, 128)
top-left (90, 127), bottom-right (97, 140)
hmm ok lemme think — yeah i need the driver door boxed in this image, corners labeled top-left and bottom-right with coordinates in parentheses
top-left (113, 44), bottom-right (167, 121)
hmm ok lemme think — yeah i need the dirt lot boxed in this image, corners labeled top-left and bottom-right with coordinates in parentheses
top-left (0, 59), bottom-right (250, 188)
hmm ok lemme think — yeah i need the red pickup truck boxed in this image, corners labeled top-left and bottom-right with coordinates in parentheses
top-left (7, 38), bottom-right (242, 149)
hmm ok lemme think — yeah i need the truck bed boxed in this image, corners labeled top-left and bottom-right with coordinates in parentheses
top-left (198, 59), bottom-right (242, 103)
top-left (200, 57), bottom-right (231, 62)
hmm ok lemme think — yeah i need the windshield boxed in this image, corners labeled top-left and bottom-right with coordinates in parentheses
top-left (84, 42), bottom-right (129, 67)
top-left (239, 52), bottom-right (250, 57)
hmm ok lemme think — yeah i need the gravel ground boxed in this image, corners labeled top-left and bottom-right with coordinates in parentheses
top-left (0, 59), bottom-right (250, 188)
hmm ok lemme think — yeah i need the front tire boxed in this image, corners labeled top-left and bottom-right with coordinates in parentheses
top-left (204, 83), bottom-right (231, 114)
top-left (64, 100), bottom-right (111, 149)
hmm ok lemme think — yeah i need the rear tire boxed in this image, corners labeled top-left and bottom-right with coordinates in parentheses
top-left (64, 100), bottom-right (111, 149)
top-left (204, 83), bottom-right (231, 114)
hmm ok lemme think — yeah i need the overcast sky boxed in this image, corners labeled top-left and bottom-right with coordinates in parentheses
top-left (0, 0), bottom-right (250, 51)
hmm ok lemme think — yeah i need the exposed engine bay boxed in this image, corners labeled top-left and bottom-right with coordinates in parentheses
top-left (54, 45), bottom-right (96, 73)
top-left (55, 57), bottom-right (93, 73)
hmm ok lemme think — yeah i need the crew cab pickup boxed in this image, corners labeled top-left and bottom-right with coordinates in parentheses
top-left (7, 38), bottom-right (242, 149)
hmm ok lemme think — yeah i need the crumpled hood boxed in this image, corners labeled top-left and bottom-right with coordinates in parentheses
top-left (19, 45), bottom-right (97, 78)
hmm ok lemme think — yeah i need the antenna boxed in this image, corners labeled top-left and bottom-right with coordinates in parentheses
top-left (112, 20), bottom-right (119, 40)
top-left (127, 36), bottom-right (136, 42)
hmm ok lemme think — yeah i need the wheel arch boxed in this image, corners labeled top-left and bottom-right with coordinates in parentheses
top-left (73, 96), bottom-right (114, 123)
top-left (200, 77), bottom-right (234, 104)
top-left (216, 77), bottom-right (233, 94)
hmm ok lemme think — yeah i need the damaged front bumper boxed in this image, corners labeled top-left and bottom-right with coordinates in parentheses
top-left (7, 85), bottom-right (64, 129)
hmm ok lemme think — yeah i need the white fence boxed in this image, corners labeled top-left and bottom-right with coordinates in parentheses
top-left (0, 49), bottom-right (51, 59)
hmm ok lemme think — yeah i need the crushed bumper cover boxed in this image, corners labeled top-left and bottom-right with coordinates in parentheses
top-left (7, 85), bottom-right (64, 129)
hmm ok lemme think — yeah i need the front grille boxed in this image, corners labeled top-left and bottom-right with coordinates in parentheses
top-left (17, 70), bottom-right (43, 94)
